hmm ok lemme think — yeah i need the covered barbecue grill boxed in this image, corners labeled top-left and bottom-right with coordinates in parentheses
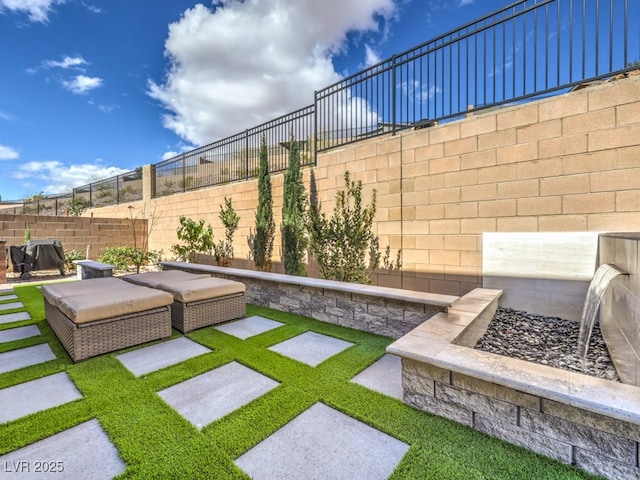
top-left (10, 240), bottom-right (65, 280)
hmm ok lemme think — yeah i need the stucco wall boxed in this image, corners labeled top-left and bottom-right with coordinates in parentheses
top-left (87, 74), bottom-right (640, 296)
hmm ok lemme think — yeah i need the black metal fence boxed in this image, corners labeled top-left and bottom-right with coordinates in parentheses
top-left (3, 0), bottom-right (638, 210)
top-left (154, 105), bottom-right (314, 197)
top-left (315, 0), bottom-right (639, 149)
top-left (0, 169), bottom-right (143, 215)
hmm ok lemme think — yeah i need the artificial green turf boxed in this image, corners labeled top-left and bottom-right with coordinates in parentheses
top-left (0, 284), bottom-right (602, 479)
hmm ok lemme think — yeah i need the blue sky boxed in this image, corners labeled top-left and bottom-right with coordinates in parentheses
top-left (0, 0), bottom-right (506, 200)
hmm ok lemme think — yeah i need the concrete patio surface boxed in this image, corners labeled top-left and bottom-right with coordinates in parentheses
top-left (0, 372), bottom-right (82, 424)
top-left (236, 402), bottom-right (410, 480)
top-left (0, 343), bottom-right (56, 374)
top-left (215, 315), bottom-right (284, 339)
top-left (269, 331), bottom-right (354, 366)
top-left (0, 324), bottom-right (40, 344)
top-left (0, 301), bottom-right (24, 312)
top-left (159, 360), bottom-right (280, 430)
top-left (116, 336), bottom-right (211, 376)
top-left (0, 311), bottom-right (31, 324)
top-left (0, 419), bottom-right (125, 479)
top-left (351, 353), bottom-right (403, 400)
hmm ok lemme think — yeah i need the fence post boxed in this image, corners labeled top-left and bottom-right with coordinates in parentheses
top-left (245, 129), bottom-right (249, 179)
top-left (182, 153), bottom-right (186, 192)
top-left (391, 54), bottom-right (397, 135)
top-left (116, 175), bottom-right (120, 204)
top-left (313, 94), bottom-right (318, 165)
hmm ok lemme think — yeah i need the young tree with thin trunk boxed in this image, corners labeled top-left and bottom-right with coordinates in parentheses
top-left (281, 134), bottom-right (307, 276)
top-left (251, 134), bottom-right (275, 271)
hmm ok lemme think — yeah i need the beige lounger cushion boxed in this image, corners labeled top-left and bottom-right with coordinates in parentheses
top-left (42, 277), bottom-right (131, 307)
top-left (57, 285), bottom-right (173, 324)
top-left (122, 270), bottom-right (210, 288)
top-left (155, 277), bottom-right (245, 303)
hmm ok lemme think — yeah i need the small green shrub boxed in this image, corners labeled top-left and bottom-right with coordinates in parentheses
top-left (98, 246), bottom-right (161, 272)
top-left (170, 216), bottom-right (214, 262)
top-left (64, 249), bottom-right (85, 271)
top-left (214, 197), bottom-right (239, 267)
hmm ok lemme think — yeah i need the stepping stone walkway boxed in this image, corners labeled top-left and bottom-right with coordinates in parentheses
top-left (116, 337), bottom-right (211, 376)
top-left (1, 301), bottom-right (408, 478)
top-left (215, 315), bottom-right (284, 339)
top-left (0, 343), bottom-right (56, 374)
top-left (351, 354), bottom-right (403, 400)
top-left (0, 372), bottom-right (82, 424)
top-left (0, 301), bottom-right (24, 312)
top-left (0, 419), bottom-right (125, 479)
top-left (0, 311), bottom-right (31, 325)
top-left (159, 361), bottom-right (279, 430)
top-left (269, 331), bottom-right (354, 366)
top-left (0, 325), bottom-right (40, 344)
top-left (116, 337), bottom-right (211, 377)
top-left (236, 402), bottom-right (409, 480)
top-left (0, 294), bottom-right (18, 301)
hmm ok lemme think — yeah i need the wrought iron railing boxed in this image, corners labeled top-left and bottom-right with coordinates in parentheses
top-left (0, 169), bottom-right (143, 215)
top-left (3, 0), bottom-right (637, 209)
top-left (153, 105), bottom-right (315, 198)
top-left (315, 0), bottom-right (640, 150)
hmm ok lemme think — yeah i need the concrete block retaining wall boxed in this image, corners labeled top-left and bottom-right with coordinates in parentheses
top-left (403, 358), bottom-right (640, 480)
top-left (160, 261), bottom-right (458, 339)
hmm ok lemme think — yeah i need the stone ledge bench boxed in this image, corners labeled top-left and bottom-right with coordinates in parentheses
top-left (387, 288), bottom-right (640, 480)
top-left (74, 260), bottom-right (116, 280)
top-left (160, 261), bottom-right (459, 338)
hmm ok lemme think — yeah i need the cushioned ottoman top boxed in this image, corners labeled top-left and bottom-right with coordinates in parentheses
top-left (42, 277), bottom-right (131, 307)
top-left (57, 284), bottom-right (174, 324)
top-left (155, 277), bottom-right (245, 303)
top-left (121, 270), bottom-right (210, 288)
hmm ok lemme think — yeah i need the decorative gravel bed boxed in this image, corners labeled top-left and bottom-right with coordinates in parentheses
top-left (475, 307), bottom-right (620, 382)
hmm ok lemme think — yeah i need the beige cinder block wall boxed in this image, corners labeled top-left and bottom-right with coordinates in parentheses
top-left (0, 214), bottom-right (147, 259)
top-left (89, 74), bottom-right (640, 296)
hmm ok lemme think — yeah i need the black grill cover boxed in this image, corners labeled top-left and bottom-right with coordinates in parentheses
top-left (10, 240), bottom-right (65, 276)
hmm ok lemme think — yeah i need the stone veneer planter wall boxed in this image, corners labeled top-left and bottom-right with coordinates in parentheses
top-left (160, 261), bottom-right (458, 339)
top-left (388, 289), bottom-right (640, 480)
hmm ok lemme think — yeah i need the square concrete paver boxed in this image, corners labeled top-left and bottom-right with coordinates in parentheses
top-left (236, 402), bottom-right (409, 480)
top-left (351, 354), bottom-right (403, 400)
top-left (0, 419), bottom-right (125, 479)
top-left (0, 325), bottom-right (41, 344)
top-left (0, 311), bottom-right (31, 325)
top-left (0, 372), bottom-right (82, 424)
top-left (269, 331), bottom-right (354, 367)
top-left (158, 361), bottom-right (279, 430)
top-left (116, 337), bottom-right (211, 376)
top-left (0, 294), bottom-right (18, 301)
top-left (0, 301), bottom-right (24, 312)
top-left (0, 344), bottom-right (56, 374)
top-left (215, 316), bottom-right (284, 339)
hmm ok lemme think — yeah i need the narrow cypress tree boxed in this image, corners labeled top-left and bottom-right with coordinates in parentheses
top-left (281, 134), bottom-right (307, 275)
top-left (252, 134), bottom-right (275, 271)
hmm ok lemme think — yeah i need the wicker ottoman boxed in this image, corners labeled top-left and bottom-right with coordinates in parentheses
top-left (122, 271), bottom-right (246, 333)
top-left (42, 278), bottom-right (173, 362)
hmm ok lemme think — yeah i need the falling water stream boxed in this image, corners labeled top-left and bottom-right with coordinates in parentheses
top-left (576, 264), bottom-right (628, 363)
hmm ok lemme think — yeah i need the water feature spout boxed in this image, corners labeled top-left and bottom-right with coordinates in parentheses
top-left (576, 263), bottom-right (628, 361)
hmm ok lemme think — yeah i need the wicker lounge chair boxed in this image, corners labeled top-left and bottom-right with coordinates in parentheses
top-left (42, 277), bottom-right (173, 362)
top-left (122, 271), bottom-right (246, 333)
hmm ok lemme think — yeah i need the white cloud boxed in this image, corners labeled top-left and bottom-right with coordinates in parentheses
top-left (62, 74), bottom-right (103, 95)
top-left (0, 145), bottom-right (19, 160)
top-left (364, 44), bottom-right (382, 67)
top-left (0, 0), bottom-right (65, 23)
top-left (458, 0), bottom-right (474, 6)
top-left (148, 0), bottom-right (396, 146)
top-left (43, 55), bottom-right (88, 70)
top-left (12, 160), bottom-right (128, 194)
